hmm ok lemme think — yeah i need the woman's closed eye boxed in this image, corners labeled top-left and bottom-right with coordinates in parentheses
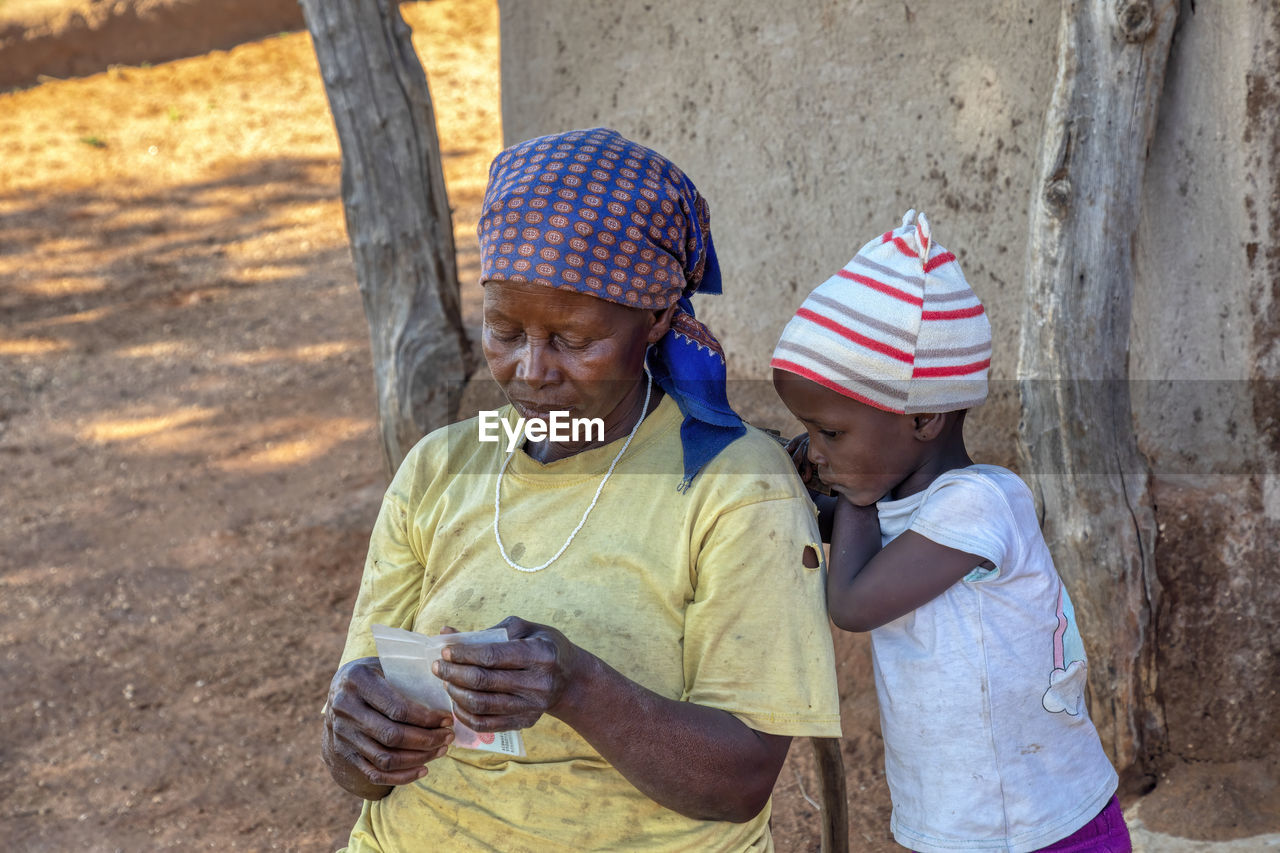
top-left (485, 325), bottom-right (523, 343)
top-left (818, 429), bottom-right (843, 439)
top-left (554, 334), bottom-right (593, 351)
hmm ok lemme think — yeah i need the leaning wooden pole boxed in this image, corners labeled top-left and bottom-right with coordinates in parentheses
top-left (1016, 0), bottom-right (1176, 783)
top-left (301, 0), bottom-right (475, 474)
top-left (811, 737), bottom-right (849, 853)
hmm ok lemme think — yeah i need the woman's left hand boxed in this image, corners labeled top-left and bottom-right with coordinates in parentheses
top-left (433, 616), bottom-right (586, 732)
top-left (436, 615), bottom-right (789, 822)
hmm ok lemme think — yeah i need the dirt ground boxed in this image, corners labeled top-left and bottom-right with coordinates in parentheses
top-left (0, 1), bottom-right (1274, 851)
top-left (0, 0), bottom-right (305, 91)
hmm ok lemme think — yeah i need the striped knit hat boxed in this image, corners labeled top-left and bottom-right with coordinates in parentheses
top-left (771, 210), bottom-right (990, 414)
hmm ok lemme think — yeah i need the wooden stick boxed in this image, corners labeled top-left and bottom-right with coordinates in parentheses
top-left (811, 736), bottom-right (849, 853)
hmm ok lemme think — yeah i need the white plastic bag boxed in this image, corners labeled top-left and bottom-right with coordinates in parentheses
top-left (371, 624), bottom-right (526, 757)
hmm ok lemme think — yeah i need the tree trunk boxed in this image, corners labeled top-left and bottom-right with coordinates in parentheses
top-left (1017, 0), bottom-right (1176, 785)
top-left (301, 0), bottom-right (476, 475)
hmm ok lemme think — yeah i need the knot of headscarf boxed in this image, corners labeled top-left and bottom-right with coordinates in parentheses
top-left (478, 127), bottom-right (744, 491)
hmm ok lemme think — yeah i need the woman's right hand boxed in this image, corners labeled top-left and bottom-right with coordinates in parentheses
top-left (322, 656), bottom-right (455, 800)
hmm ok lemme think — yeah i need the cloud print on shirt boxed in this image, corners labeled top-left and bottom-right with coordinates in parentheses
top-left (1042, 659), bottom-right (1087, 715)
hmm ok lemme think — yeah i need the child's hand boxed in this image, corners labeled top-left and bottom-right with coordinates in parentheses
top-left (784, 434), bottom-right (833, 496)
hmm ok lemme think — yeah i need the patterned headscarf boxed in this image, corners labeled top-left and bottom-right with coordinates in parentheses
top-left (478, 128), bottom-right (744, 490)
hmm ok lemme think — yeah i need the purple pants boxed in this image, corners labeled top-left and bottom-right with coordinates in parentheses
top-left (1037, 796), bottom-right (1131, 852)
top-left (912, 795), bottom-right (1132, 853)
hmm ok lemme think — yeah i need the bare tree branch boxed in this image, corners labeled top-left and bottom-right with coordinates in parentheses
top-left (1017, 0), bottom-right (1177, 784)
top-left (302, 0), bottom-right (476, 474)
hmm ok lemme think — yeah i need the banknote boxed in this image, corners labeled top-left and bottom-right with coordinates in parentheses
top-left (372, 624), bottom-right (526, 757)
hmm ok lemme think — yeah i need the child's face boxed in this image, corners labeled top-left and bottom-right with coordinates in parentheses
top-left (772, 369), bottom-right (924, 506)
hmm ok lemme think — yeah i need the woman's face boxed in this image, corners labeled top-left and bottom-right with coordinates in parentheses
top-left (482, 280), bottom-right (672, 428)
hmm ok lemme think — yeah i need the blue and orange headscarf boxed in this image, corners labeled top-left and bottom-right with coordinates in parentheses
top-left (478, 128), bottom-right (745, 491)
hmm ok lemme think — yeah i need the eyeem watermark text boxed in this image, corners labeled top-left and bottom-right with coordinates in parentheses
top-left (478, 411), bottom-right (605, 452)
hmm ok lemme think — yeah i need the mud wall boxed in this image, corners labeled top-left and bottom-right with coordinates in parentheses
top-left (0, 0), bottom-right (305, 91)
top-left (1133, 1), bottom-right (1280, 764)
top-left (497, 1), bottom-right (1059, 464)
top-left (497, 0), bottom-right (1280, 768)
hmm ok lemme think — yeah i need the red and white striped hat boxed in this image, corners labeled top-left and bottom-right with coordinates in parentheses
top-left (771, 210), bottom-right (990, 414)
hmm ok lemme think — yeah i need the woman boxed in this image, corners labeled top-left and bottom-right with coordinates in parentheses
top-left (322, 128), bottom-right (840, 852)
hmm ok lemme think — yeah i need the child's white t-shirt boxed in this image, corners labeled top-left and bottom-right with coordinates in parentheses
top-left (871, 464), bottom-right (1118, 853)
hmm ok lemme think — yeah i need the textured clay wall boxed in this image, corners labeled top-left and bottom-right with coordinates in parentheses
top-left (1132, 1), bottom-right (1280, 765)
top-left (498, 0), bottom-right (1058, 467)
top-left (498, 0), bottom-right (1280, 768)
top-left (0, 0), bottom-right (305, 91)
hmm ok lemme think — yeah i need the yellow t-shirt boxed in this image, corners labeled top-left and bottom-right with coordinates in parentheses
top-left (339, 395), bottom-right (841, 852)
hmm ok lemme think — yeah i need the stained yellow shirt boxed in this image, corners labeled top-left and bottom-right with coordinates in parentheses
top-left (338, 395), bottom-right (841, 852)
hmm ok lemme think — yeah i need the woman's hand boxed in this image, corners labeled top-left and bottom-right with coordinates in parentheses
top-left (434, 615), bottom-right (789, 823)
top-left (433, 616), bottom-right (584, 733)
top-left (322, 657), bottom-right (455, 800)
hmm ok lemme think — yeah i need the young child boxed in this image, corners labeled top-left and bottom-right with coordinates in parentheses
top-left (771, 211), bottom-right (1130, 853)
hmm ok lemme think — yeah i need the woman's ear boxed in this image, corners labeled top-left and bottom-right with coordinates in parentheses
top-left (912, 412), bottom-right (947, 441)
top-left (647, 302), bottom-right (680, 344)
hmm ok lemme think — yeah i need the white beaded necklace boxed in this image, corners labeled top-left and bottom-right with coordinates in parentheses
top-left (493, 369), bottom-right (653, 573)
